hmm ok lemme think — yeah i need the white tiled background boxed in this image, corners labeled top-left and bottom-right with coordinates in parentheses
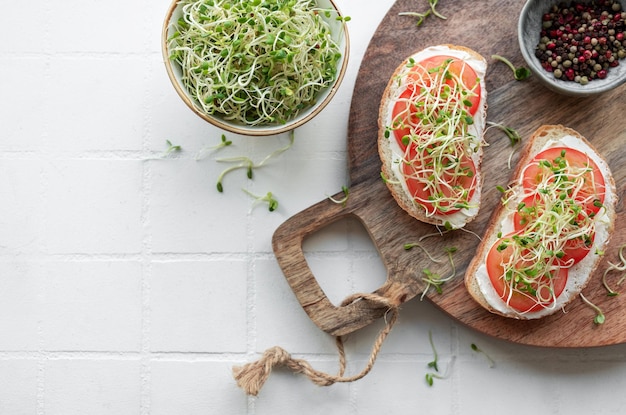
top-left (2, 0), bottom-right (626, 414)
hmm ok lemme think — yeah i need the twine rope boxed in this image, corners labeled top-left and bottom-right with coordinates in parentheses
top-left (232, 292), bottom-right (399, 396)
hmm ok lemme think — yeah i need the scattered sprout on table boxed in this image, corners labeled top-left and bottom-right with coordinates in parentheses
top-left (215, 131), bottom-right (294, 192)
top-left (243, 189), bottom-right (279, 212)
top-left (327, 185), bottom-right (350, 206)
top-left (491, 54), bottom-right (531, 81)
top-left (602, 244), bottom-right (626, 296)
top-left (471, 343), bottom-right (495, 368)
top-left (399, 0), bottom-right (446, 27)
top-left (195, 134), bottom-right (233, 160)
top-left (579, 293), bottom-right (606, 325)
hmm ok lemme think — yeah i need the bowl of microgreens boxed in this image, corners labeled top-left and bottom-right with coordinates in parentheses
top-left (519, 0), bottom-right (626, 97)
top-left (162, 0), bottom-right (350, 136)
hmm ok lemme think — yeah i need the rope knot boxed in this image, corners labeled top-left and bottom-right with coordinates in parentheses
top-left (232, 293), bottom-right (399, 396)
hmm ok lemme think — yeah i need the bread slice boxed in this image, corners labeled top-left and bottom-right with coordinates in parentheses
top-left (465, 125), bottom-right (617, 319)
top-left (377, 45), bottom-right (488, 229)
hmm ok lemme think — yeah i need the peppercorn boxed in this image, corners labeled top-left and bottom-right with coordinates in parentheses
top-left (535, 0), bottom-right (626, 84)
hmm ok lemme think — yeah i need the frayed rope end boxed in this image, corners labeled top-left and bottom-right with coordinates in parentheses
top-left (232, 346), bottom-right (292, 396)
top-left (233, 295), bottom-right (400, 396)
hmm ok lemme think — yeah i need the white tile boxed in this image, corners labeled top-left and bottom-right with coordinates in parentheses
top-left (150, 360), bottom-right (246, 415)
top-left (255, 258), bottom-right (338, 354)
top-left (149, 260), bottom-right (248, 352)
top-left (457, 359), bottom-right (559, 414)
top-left (253, 360), bottom-right (352, 415)
top-left (47, 0), bottom-right (151, 54)
top-left (44, 359), bottom-right (142, 415)
top-left (0, 359), bottom-right (39, 415)
top-left (0, 9), bottom-right (49, 53)
top-left (354, 359), bottom-right (454, 414)
top-left (46, 57), bottom-right (145, 151)
top-left (0, 160), bottom-right (44, 254)
top-left (148, 159), bottom-right (249, 253)
top-left (0, 262), bottom-right (43, 351)
top-left (42, 261), bottom-right (143, 352)
top-left (43, 160), bottom-right (143, 254)
top-left (0, 58), bottom-right (50, 150)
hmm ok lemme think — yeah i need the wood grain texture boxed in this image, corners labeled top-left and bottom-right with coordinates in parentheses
top-left (272, 0), bottom-right (626, 346)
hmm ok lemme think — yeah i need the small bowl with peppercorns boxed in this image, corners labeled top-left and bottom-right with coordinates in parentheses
top-left (519, 0), bottom-right (626, 96)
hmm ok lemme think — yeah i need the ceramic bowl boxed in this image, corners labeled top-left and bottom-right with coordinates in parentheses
top-left (162, 0), bottom-right (350, 136)
top-left (519, 0), bottom-right (626, 97)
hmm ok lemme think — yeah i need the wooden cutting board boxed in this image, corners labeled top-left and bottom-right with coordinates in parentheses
top-left (272, 0), bottom-right (626, 347)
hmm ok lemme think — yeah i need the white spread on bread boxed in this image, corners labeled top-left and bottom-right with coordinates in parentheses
top-left (471, 130), bottom-right (616, 319)
top-left (379, 45), bottom-right (488, 229)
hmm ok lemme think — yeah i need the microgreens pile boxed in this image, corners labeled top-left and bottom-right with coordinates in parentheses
top-left (499, 149), bottom-right (603, 311)
top-left (167, 0), bottom-right (344, 126)
top-left (385, 58), bottom-right (481, 216)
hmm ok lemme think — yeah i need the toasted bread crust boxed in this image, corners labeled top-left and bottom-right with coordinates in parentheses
top-left (377, 45), bottom-right (488, 229)
top-left (464, 125), bottom-right (617, 319)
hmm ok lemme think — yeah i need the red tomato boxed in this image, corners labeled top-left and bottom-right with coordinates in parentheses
top-left (521, 147), bottom-right (605, 215)
top-left (512, 195), bottom-right (595, 265)
top-left (512, 195), bottom-right (538, 231)
top-left (486, 234), bottom-right (568, 313)
top-left (401, 145), bottom-right (477, 215)
top-left (391, 88), bottom-right (419, 150)
top-left (406, 55), bottom-right (481, 116)
top-left (561, 232), bottom-right (595, 265)
top-left (390, 55), bottom-right (482, 150)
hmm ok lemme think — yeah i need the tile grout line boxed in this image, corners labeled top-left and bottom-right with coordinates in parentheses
top-left (35, 4), bottom-right (52, 413)
top-left (244, 137), bottom-right (257, 415)
top-left (140, 13), bottom-right (155, 412)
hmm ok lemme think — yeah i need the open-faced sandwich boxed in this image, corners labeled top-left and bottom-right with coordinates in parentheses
top-left (378, 45), bottom-right (488, 229)
top-left (465, 125), bottom-right (617, 319)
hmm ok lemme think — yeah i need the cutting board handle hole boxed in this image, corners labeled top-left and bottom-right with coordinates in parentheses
top-left (301, 215), bottom-right (387, 307)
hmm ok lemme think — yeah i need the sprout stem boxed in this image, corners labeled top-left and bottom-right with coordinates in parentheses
top-left (327, 185), bottom-right (350, 206)
top-left (491, 54), bottom-right (531, 81)
top-left (471, 343), bottom-right (495, 368)
top-left (602, 244), bottom-right (626, 296)
top-left (580, 293), bottom-right (606, 325)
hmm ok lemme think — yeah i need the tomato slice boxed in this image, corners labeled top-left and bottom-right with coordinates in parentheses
top-left (402, 144), bottom-right (477, 215)
top-left (521, 147), bottom-right (605, 215)
top-left (512, 195), bottom-right (595, 265)
top-left (391, 88), bottom-right (419, 150)
top-left (390, 55), bottom-right (482, 150)
top-left (561, 232), bottom-right (595, 265)
top-left (512, 195), bottom-right (538, 231)
top-left (406, 55), bottom-right (481, 116)
top-left (486, 234), bottom-right (568, 313)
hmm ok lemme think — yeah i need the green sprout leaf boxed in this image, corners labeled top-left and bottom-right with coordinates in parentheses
top-left (424, 330), bottom-right (455, 386)
top-left (399, 0), bottom-right (446, 26)
top-left (196, 134), bottom-right (233, 160)
top-left (491, 54), bottom-right (531, 81)
top-left (328, 185), bottom-right (350, 206)
top-left (470, 343), bottom-right (495, 368)
top-left (579, 293), bottom-right (605, 325)
top-left (163, 140), bottom-right (182, 156)
top-left (242, 189), bottom-right (279, 212)
top-left (487, 122), bottom-right (521, 147)
top-left (427, 330), bottom-right (439, 373)
top-left (214, 132), bottom-right (295, 192)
